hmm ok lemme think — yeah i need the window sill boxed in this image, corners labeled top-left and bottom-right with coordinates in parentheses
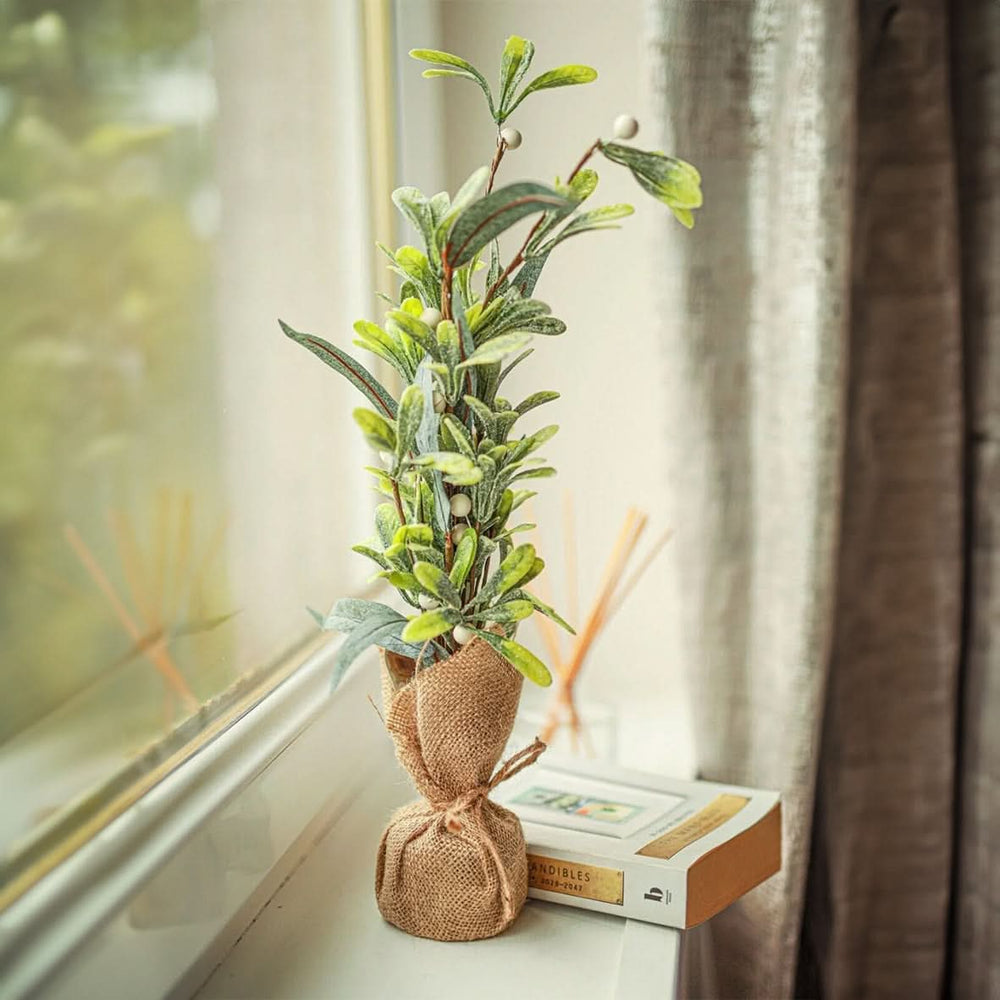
top-left (191, 741), bottom-right (681, 1000)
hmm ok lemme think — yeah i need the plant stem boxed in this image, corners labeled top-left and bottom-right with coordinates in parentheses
top-left (567, 138), bottom-right (602, 183)
top-left (486, 135), bottom-right (508, 194)
top-left (440, 263), bottom-right (453, 321)
top-left (481, 214), bottom-right (544, 307)
top-left (481, 137), bottom-right (605, 308)
top-left (391, 479), bottom-right (406, 527)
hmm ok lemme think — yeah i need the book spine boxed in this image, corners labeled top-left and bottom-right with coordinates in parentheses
top-left (525, 849), bottom-right (689, 928)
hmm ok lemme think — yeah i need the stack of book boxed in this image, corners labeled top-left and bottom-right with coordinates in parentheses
top-left (494, 757), bottom-right (781, 929)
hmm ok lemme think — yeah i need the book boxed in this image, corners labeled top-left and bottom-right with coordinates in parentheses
top-left (492, 755), bottom-right (781, 929)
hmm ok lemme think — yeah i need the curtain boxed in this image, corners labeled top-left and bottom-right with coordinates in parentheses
top-left (648, 0), bottom-right (998, 996)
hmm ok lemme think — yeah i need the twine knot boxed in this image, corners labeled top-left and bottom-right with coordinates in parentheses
top-left (430, 737), bottom-right (547, 834)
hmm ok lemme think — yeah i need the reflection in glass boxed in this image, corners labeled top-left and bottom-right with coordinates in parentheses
top-left (0, 0), bottom-right (371, 878)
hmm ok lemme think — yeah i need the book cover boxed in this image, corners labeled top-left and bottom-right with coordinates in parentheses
top-left (493, 756), bottom-right (781, 929)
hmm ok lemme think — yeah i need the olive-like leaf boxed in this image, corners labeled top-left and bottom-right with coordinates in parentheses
top-left (401, 606), bottom-right (462, 643)
top-left (477, 599), bottom-right (534, 624)
top-left (392, 523), bottom-right (434, 548)
top-left (510, 589), bottom-right (576, 634)
top-left (469, 628), bottom-right (552, 686)
top-left (457, 331), bottom-right (533, 369)
top-left (599, 142), bottom-right (703, 223)
top-left (515, 391), bottom-right (560, 416)
top-left (507, 64), bottom-right (597, 115)
top-left (444, 183), bottom-right (573, 269)
top-left (280, 321), bottom-right (396, 418)
top-left (395, 384), bottom-right (425, 458)
top-left (476, 543), bottom-right (536, 605)
top-left (410, 48), bottom-right (495, 115)
top-left (353, 407), bottom-right (396, 453)
top-left (497, 35), bottom-right (535, 118)
top-left (449, 527), bottom-right (479, 591)
top-left (413, 560), bottom-right (463, 608)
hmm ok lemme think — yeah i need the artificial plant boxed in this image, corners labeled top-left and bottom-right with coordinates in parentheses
top-left (281, 36), bottom-right (701, 691)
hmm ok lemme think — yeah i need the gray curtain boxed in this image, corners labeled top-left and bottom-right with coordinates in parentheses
top-left (648, 0), bottom-right (999, 996)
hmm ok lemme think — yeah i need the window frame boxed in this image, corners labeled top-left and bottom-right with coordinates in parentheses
top-left (0, 636), bottom-right (385, 1000)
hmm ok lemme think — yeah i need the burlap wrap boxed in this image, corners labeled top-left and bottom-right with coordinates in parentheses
top-left (375, 638), bottom-right (545, 941)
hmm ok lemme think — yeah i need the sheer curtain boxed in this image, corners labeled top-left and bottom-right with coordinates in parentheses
top-left (647, 0), bottom-right (998, 996)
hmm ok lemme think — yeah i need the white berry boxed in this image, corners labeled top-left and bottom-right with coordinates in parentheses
top-left (432, 390), bottom-right (446, 414)
top-left (451, 524), bottom-right (468, 544)
top-left (613, 114), bottom-right (639, 140)
top-left (449, 493), bottom-right (472, 518)
top-left (453, 624), bottom-right (474, 645)
top-left (418, 594), bottom-right (439, 610)
top-left (420, 307), bottom-right (442, 328)
top-left (500, 127), bottom-right (522, 150)
top-left (379, 450), bottom-right (394, 466)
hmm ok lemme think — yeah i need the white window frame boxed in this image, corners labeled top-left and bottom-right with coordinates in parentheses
top-left (0, 637), bottom-right (385, 1000)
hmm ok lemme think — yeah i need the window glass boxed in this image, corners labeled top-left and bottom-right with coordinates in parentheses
top-left (0, 0), bottom-right (373, 891)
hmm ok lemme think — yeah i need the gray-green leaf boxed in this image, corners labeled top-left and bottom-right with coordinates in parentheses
top-left (444, 183), bottom-right (573, 269)
top-left (395, 384), bottom-right (425, 458)
top-left (280, 321), bottom-right (396, 418)
top-left (401, 606), bottom-right (461, 642)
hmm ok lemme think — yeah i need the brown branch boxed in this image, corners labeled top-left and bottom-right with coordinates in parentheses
top-left (567, 138), bottom-right (602, 184)
top-left (486, 136), bottom-right (508, 194)
top-left (481, 138), bottom-right (605, 308)
top-left (391, 479), bottom-right (406, 527)
top-left (482, 214), bottom-right (545, 308)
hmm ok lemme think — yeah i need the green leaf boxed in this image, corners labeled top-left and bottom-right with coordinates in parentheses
top-left (565, 168), bottom-right (599, 202)
top-left (518, 556), bottom-right (546, 590)
top-left (457, 331), bottom-right (533, 368)
top-left (351, 544), bottom-right (389, 570)
top-left (477, 543), bottom-right (537, 605)
top-left (321, 601), bottom-right (424, 687)
top-left (444, 183), bottom-right (574, 269)
top-left (435, 166), bottom-right (491, 247)
top-left (353, 407), bottom-right (396, 453)
top-left (469, 629), bottom-right (552, 686)
top-left (477, 599), bottom-right (534, 624)
top-left (511, 589), bottom-right (575, 634)
top-left (378, 570), bottom-right (423, 592)
top-left (515, 391), bottom-right (560, 416)
top-left (509, 465), bottom-right (557, 482)
top-left (401, 606), bottom-right (462, 643)
top-left (462, 395), bottom-right (496, 439)
top-left (507, 64), bottom-right (597, 115)
top-left (392, 187), bottom-right (437, 260)
top-left (497, 348), bottom-right (534, 388)
top-left (279, 321), bottom-right (396, 418)
top-left (413, 561), bottom-right (463, 607)
top-left (545, 203), bottom-right (635, 249)
top-left (411, 451), bottom-right (481, 481)
top-left (440, 413), bottom-right (476, 459)
top-left (316, 598), bottom-right (402, 632)
top-left (410, 48), bottom-right (495, 115)
top-left (395, 384), bottom-right (425, 458)
top-left (375, 503), bottom-right (401, 549)
top-left (498, 35), bottom-right (535, 118)
top-left (599, 142), bottom-right (702, 221)
top-left (392, 523), bottom-right (434, 548)
top-left (449, 528), bottom-right (479, 591)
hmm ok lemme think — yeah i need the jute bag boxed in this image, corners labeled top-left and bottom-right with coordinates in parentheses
top-left (375, 637), bottom-right (545, 941)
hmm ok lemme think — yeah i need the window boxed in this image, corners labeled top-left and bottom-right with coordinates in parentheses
top-left (0, 0), bottom-right (377, 907)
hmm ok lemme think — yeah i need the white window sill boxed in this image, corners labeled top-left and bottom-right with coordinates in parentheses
top-left (192, 742), bottom-right (681, 1000)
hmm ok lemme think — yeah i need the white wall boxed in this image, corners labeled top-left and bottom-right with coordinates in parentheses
top-left (394, 0), bottom-right (693, 775)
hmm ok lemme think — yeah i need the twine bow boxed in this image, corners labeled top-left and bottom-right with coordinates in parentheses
top-left (399, 737), bottom-right (547, 921)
